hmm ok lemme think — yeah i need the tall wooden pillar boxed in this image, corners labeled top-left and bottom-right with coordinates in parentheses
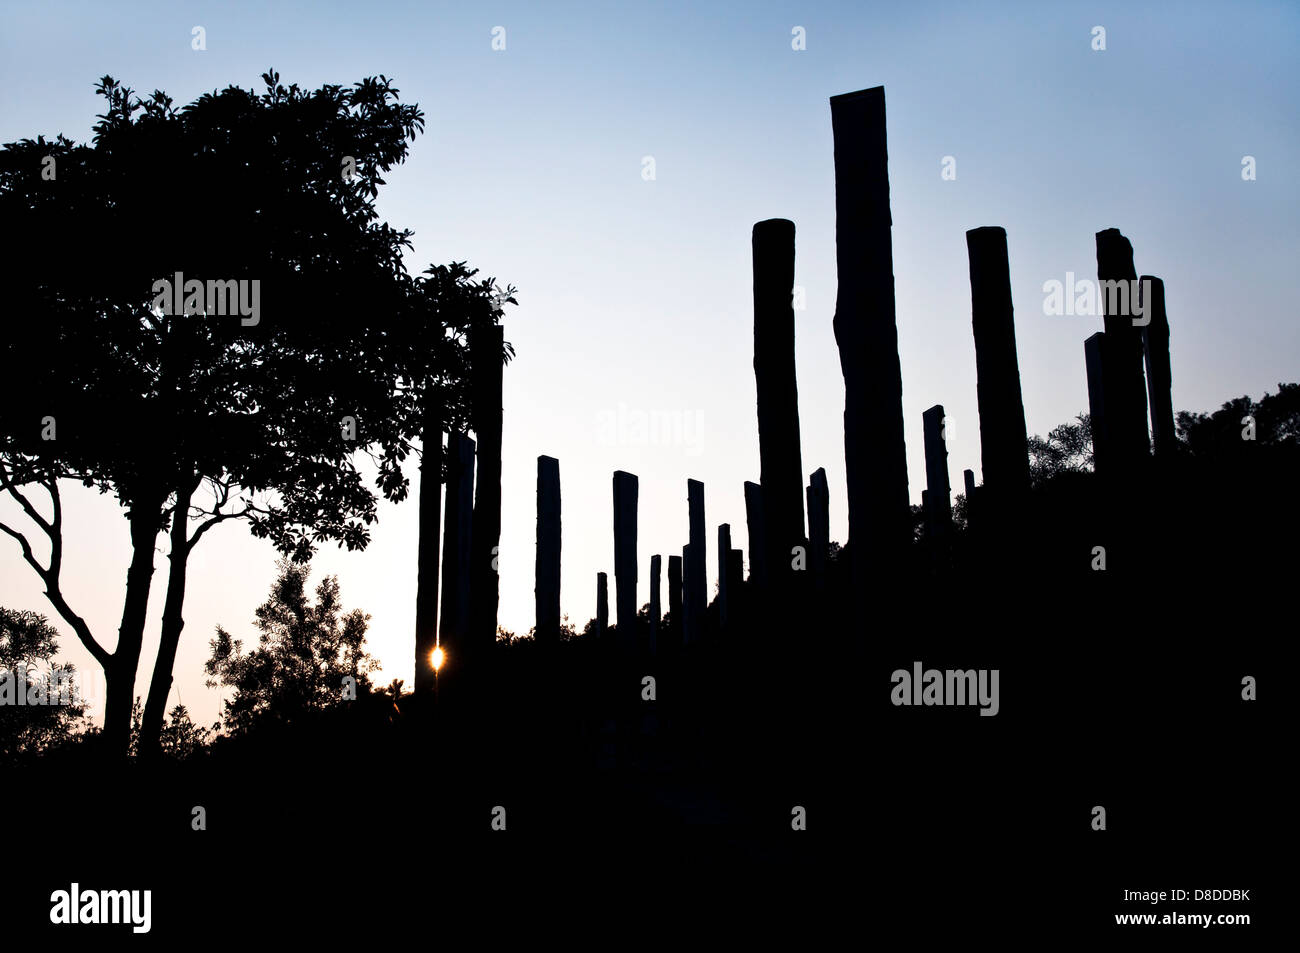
top-left (535, 455), bottom-right (561, 647)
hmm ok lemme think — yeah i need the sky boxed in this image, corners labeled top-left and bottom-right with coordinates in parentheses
top-left (1, 0), bottom-right (1297, 729)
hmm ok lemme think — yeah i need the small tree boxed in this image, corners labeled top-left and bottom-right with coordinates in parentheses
top-left (160, 704), bottom-right (210, 759)
top-left (0, 608), bottom-right (89, 760)
top-left (1177, 383), bottom-right (1299, 457)
top-left (1027, 413), bottom-right (1093, 488)
top-left (1, 69), bottom-right (430, 756)
top-left (126, 699), bottom-right (212, 759)
top-left (205, 560), bottom-right (380, 735)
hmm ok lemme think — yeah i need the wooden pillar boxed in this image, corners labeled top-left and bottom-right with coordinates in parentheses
top-left (1085, 333), bottom-right (1109, 477)
top-left (806, 468), bottom-right (829, 590)
top-left (649, 554), bottom-right (662, 655)
top-left (743, 480), bottom-right (767, 588)
top-left (469, 323), bottom-right (505, 660)
top-left (718, 523), bottom-right (732, 627)
top-left (726, 550), bottom-right (744, 624)
top-left (684, 480), bottom-right (706, 644)
top-left (667, 554), bottom-right (683, 645)
top-left (1096, 228), bottom-right (1150, 472)
top-left (922, 405), bottom-right (952, 538)
top-left (535, 455), bottom-right (561, 647)
top-left (414, 415), bottom-right (443, 693)
top-left (683, 544), bottom-right (701, 646)
top-left (596, 572), bottom-right (609, 640)
top-left (1139, 276), bottom-right (1176, 459)
top-left (613, 470), bottom-right (639, 649)
top-left (829, 86), bottom-right (911, 583)
top-left (753, 218), bottom-right (807, 600)
top-left (966, 226), bottom-right (1030, 496)
top-left (439, 433), bottom-right (475, 666)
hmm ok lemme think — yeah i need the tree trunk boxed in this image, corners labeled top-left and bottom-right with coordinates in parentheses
top-left (139, 475), bottom-right (199, 760)
top-left (101, 491), bottom-right (165, 757)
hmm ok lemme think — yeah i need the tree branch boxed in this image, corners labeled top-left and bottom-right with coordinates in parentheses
top-left (0, 462), bottom-right (53, 536)
top-left (188, 507), bottom-right (251, 549)
top-left (43, 589), bottom-right (110, 669)
top-left (0, 519), bottom-right (48, 580)
top-left (0, 515), bottom-right (111, 668)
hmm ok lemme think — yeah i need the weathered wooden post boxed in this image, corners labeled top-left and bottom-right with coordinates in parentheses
top-left (596, 572), bottom-right (609, 640)
top-left (922, 405), bottom-right (952, 539)
top-left (743, 481), bottom-right (767, 589)
top-left (1139, 276), bottom-right (1176, 460)
top-left (684, 480), bottom-right (706, 644)
top-left (1096, 228), bottom-right (1150, 472)
top-left (470, 323), bottom-right (505, 661)
top-left (1084, 333), bottom-right (1109, 476)
top-left (667, 554), bottom-right (683, 645)
top-left (966, 227), bottom-right (1031, 498)
top-left (806, 468), bottom-right (829, 590)
top-left (414, 423), bottom-right (443, 693)
top-left (439, 433), bottom-right (475, 666)
top-left (683, 544), bottom-right (702, 646)
top-left (962, 468), bottom-right (977, 528)
top-left (752, 218), bottom-right (807, 601)
top-left (726, 550), bottom-right (744, 625)
top-left (649, 554), bottom-right (662, 655)
top-left (613, 470), bottom-right (639, 650)
top-left (535, 455), bottom-right (561, 647)
top-left (830, 86), bottom-right (912, 586)
top-left (718, 524), bottom-right (733, 627)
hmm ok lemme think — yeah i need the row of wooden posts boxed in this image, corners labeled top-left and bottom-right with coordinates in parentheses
top-left (413, 85), bottom-right (1178, 685)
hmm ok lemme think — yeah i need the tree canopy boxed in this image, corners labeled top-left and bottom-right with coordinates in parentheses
top-left (205, 559), bottom-right (380, 735)
top-left (0, 69), bottom-right (513, 756)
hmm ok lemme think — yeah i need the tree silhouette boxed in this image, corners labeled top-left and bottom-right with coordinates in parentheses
top-left (1177, 382), bottom-right (1299, 456)
top-left (204, 559), bottom-right (379, 736)
top-left (127, 699), bottom-right (213, 760)
top-left (0, 607), bottom-right (89, 760)
top-left (0, 70), bottom-right (508, 757)
top-left (1026, 413), bottom-right (1093, 487)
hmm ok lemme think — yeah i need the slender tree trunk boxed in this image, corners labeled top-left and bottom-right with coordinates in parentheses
top-left (102, 491), bottom-right (165, 757)
top-left (139, 474), bottom-right (199, 760)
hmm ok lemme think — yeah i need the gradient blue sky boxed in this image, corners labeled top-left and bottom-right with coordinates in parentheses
top-left (2, 0), bottom-right (1297, 728)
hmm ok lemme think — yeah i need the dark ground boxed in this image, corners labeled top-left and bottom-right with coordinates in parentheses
top-left (1, 458), bottom-right (1286, 942)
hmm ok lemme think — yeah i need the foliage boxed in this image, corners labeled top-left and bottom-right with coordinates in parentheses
top-left (205, 559), bottom-right (380, 735)
top-left (1027, 413), bottom-right (1093, 488)
top-left (1177, 383), bottom-right (1299, 457)
top-left (0, 68), bottom-right (514, 754)
top-left (127, 698), bottom-right (213, 760)
top-left (0, 608), bottom-right (89, 760)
